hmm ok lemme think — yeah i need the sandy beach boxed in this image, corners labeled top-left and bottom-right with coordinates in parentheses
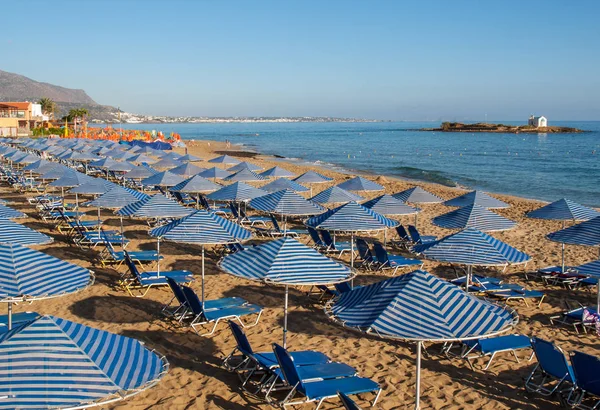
top-left (5, 138), bottom-right (600, 410)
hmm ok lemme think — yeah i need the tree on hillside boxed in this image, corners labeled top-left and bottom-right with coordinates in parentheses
top-left (38, 97), bottom-right (56, 118)
top-left (68, 108), bottom-right (89, 132)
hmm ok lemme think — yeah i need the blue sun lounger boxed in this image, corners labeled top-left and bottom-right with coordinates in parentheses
top-left (372, 242), bottom-right (423, 274)
top-left (121, 252), bottom-right (193, 297)
top-left (99, 230), bottom-right (163, 269)
top-left (474, 282), bottom-right (545, 307)
top-left (407, 225), bottom-right (437, 244)
top-left (273, 343), bottom-right (381, 409)
top-left (549, 306), bottom-right (597, 334)
top-left (338, 391), bottom-right (363, 410)
top-left (462, 334), bottom-right (533, 370)
top-left (181, 285), bottom-right (262, 336)
top-left (320, 230), bottom-right (354, 257)
top-left (525, 337), bottom-right (575, 396)
top-left (163, 277), bottom-right (248, 322)
top-left (567, 351), bottom-right (600, 409)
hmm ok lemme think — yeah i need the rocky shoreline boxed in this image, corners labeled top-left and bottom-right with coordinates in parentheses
top-left (420, 122), bottom-right (586, 133)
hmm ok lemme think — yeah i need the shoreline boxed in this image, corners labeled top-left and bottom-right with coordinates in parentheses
top-left (196, 139), bottom-right (559, 209)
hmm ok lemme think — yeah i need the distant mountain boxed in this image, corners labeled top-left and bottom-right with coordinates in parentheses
top-left (0, 69), bottom-right (97, 104)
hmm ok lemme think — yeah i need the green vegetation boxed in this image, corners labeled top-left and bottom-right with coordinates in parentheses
top-left (37, 97), bottom-right (56, 118)
top-left (32, 127), bottom-right (63, 136)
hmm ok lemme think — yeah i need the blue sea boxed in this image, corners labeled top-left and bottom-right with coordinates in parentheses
top-left (113, 121), bottom-right (600, 207)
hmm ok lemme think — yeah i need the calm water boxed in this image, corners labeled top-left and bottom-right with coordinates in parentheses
top-left (113, 121), bottom-right (600, 206)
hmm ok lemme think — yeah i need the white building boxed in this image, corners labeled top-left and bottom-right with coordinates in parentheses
top-left (528, 115), bottom-right (547, 127)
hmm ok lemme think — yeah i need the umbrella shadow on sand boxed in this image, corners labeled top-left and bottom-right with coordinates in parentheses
top-left (70, 295), bottom-right (165, 324)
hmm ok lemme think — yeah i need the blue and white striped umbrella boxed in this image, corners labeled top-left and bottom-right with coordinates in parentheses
top-left (40, 164), bottom-right (71, 180)
top-left (0, 204), bottom-right (25, 219)
top-left (412, 228), bottom-right (530, 266)
top-left (293, 171), bottom-right (333, 184)
top-left (69, 179), bottom-right (114, 195)
top-left (249, 189), bottom-right (325, 216)
top-left (13, 153), bottom-right (40, 164)
top-left (89, 157), bottom-right (121, 169)
top-left (170, 162), bottom-right (206, 177)
top-left (128, 153), bottom-right (157, 164)
top-left (444, 190), bottom-right (509, 209)
top-left (208, 154), bottom-right (241, 165)
top-left (116, 194), bottom-right (193, 218)
top-left (362, 194), bottom-right (419, 216)
top-left (221, 237), bottom-right (351, 285)
top-left (310, 186), bottom-right (364, 205)
top-left (526, 198), bottom-right (599, 221)
top-left (0, 220), bottom-right (53, 246)
top-left (393, 186), bottom-right (443, 204)
top-left (207, 181), bottom-right (267, 202)
top-left (328, 270), bottom-right (516, 341)
top-left (107, 161), bottom-right (135, 172)
top-left (227, 161), bottom-right (263, 173)
top-left (576, 259), bottom-right (600, 278)
top-left (547, 216), bottom-right (600, 247)
top-left (152, 157), bottom-right (182, 170)
top-left (88, 186), bottom-right (148, 209)
top-left (336, 176), bottom-right (384, 192)
top-left (177, 153), bottom-right (202, 162)
top-left (0, 243), bottom-right (92, 303)
top-left (326, 269), bottom-right (516, 409)
top-left (141, 170), bottom-right (186, 187)
top-left (151, 209), bottom-right (250, 306)
top-left (259, 166), bottom-right (295, 179)
top-left (305, 201), bottom-right (399, 232)
top-left (220, 237), bottom-right (353, 347)
top-left (0, 315), bottom-right (167, 409)
top-left (433, 204), bottom-right (516, 232)
top-left (199, 167), bottom-right (232, 179)
top-left (150, 209), bottom-right (251, 243)
top-left (170, 175), bottom-right (220, 193)
top-left (22, 159), bottom-right (52, 172)
top-left (223, 168), bottom-right (266, 182)
top-left (125, 165), bottom-right (157, 179)
top-left (261, 178), bottom-right (309, 193)
top-left (48, 171), bottom-right (94, 188)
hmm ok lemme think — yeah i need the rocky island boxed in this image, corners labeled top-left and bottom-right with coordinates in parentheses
top-left (421, 122), bottom-right (585, 133)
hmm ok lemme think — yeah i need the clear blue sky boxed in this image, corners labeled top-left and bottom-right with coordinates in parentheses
top-left (2, 0), bottom-right (599, 120)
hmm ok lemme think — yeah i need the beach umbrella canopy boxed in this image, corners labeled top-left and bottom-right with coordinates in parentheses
top-left (177, 153), bottom-right (202, 162)
top-left (124, 165), bottom-right (157, 179)
top-left (362, 194), bottom-right (419, 216)
top-left (89, 157), bottom-right (121, 169)
top-left (107, 161), bottom-right (135, 172)
top-left (432, 204), bottom-right (516, 232)
top-left (207, 182), bottom-right (267, 202)
top-left (249, 189), bottom-right (325, 216)
top-left (337, 176), bottom-right (384, 192)
top-left (0, 204), bottom-right (25, 219)
top-left (526, 198), bottom-right (599, 221)
top-left (208, 154), bottom-right (241, 165)
top-left (13, 153), bottom-right (40, 164)
top-left (547, 216), bottom-right (600, 247)
top-left (48, 171), bottom-right (94, 188)
top-left (69, 179), bottom-right (113, 195)
top-left (261, 177), bottom-right (308, 193)
top-left (306, 201), bottom-right (399, 269)
top-left (393, 186), bottom-right (443, 204)
top-left (444, 190), bottom-right (509, 209)
top-left (305, 201), bottom-right (398, 233)
top-left (326, 269), bottom-right (517, 409)
top-left (22, 159), bottom-right (55, 173)
top-left (170, 175), bottom-right (220, 194)
top-left (141, 170), bottom-right (186, 187)
top-left (40, 164), bottom-right (71, 180)
top-left (293, 170), bottom-right (333, 184)
top-left (198, 166), bottom-right (232, 180)
top-left (259, 166), bottom-right (295, 179)
top-left (223, 168), bottom-right (267, 182)
top-left (221, 237), bottom-right (353, 346)
top-left (413, 228), bottom-right (530, 267)
top-left (310, 186), bottom-right (364, 205)
top-left (0, 220), bottom-right (53, 246)
top-left (0, 243), bottom-right (93, 329)
top-left (116, 194), bottom-right (193, 219)
top-left (128, 153), bottom-right (157, 164)
top-left (170, 162), bottom-right (206, 177)
top-left (0, 314), bottom-right (167, 409)
top-left (152, 157), bottom-right (182, 170)
top-left (88, 186), bottom-right (148, 209)
top-left (227, 161), bottom-right (263, 173)
top-left (151, 209), bottom-right (251, 306)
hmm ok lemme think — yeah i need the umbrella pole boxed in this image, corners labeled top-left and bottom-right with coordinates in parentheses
top-left (415, 212), bottom-right (418, 227)
top-left (384, 229), bottom-right (387, 247)
top-left (351, 232), bottom-right (355, 288)
top-left (7, 302), bottom-right (12, 331)
top-left (283, 284), bottom-right (289, 348)
top-left (561, 220), bottom-right (566, 273)
top-left (415, 341), bottom-right (422, 410)
top-left (466, 265), bottom-right (472, 293)
top-left (597, 278), bottom-right (600, 315)
top-left (156, 238), bottom-right (161, 275)
top-left (97, 208), bottom-right (101, 239)
top-left (120, 216), bottom-right (124, 248)
top-left (201, 245), bottom-right (205, 310)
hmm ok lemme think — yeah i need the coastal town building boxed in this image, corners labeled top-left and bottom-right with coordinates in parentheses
top-left (0, 102), bottom-right (46, 136)
top-left (528, 115), bottom-right (547, 127)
